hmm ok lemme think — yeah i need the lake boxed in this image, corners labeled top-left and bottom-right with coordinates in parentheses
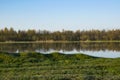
top-left (0, 42), bottom-right (120, 58)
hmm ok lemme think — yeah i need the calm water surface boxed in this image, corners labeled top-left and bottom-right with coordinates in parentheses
top-left (0, 42), bottom-right (120, 58)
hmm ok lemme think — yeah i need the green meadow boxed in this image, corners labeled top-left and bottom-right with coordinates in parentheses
top-left (0, 52), bottom-right (120, 80)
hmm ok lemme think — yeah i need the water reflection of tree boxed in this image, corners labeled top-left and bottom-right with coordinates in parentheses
top-left (0, 42), bottom-right (120, 53)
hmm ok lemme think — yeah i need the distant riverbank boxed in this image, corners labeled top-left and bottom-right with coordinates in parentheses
top-left (0, 40), bottom-right (120, 44)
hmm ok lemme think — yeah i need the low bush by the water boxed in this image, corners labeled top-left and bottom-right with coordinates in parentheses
top-left (0, 52), bottom-right (120, 80)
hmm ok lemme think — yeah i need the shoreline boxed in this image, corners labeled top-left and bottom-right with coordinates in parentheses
top-left (0, 40), bottom-right (120, 43)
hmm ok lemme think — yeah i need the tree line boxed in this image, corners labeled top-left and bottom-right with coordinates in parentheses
top-left (0, 27), bottom-right (120, 42)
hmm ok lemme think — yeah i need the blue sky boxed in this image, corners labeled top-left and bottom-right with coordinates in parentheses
top-left (0, 0), bottom-right (120, 31)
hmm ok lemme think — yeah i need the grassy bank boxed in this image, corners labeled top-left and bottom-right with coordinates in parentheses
top-left (0, 40), bottom-right (120, 44)
top-left (0, 52), bottom-right (120, 80)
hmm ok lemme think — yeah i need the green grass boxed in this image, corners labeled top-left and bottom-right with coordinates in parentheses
top-left (0, 52), bottom-right (120, 80)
